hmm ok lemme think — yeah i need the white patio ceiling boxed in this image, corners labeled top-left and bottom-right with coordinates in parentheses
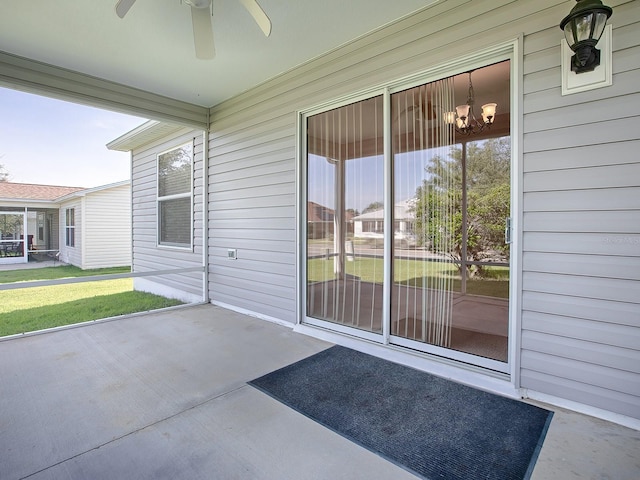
top-left (0, 0), bottom-right (438, 127)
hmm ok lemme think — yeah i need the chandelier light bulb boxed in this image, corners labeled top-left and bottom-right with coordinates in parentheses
top-left (481, 103), bottom-right (497, 124)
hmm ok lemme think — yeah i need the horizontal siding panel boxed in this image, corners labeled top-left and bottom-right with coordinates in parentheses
top-left (524, 118), bottom-right (640, 153)
top-left (522, 330), bottom-right (640, 373)
top-left (138, 276), bottom-right (203, 297)
top-left (210, 217), bottom-right (295, 231)
top-left (208, 238), bottom-right (295, 255)
top-left (524, 68), bottom-right (639, 115)
top-left (523, 140), bottom-right (640, 172)
top-left (209, 171), bottom-right (295, 194)
top-left (209, 195), bottom-right (293, 212)
top-left (523, 271), bottom-right (640, 303)
top-left (523, 291), bottom-right (639, 327)
top-left (523, 66), bottom-right (558, 96)
top-left (523, 232), bottom-right (640, 256)
top-left (522, 310), bottom-right (640, 347)
top-left (211, 228), bottom-right (294, 243)
top-left (525, 93), bottom-right (640, 133)
top-left (521, 368), bottom-right (640, 419)
top-left (208, 184), bottom-right (295, 202)
top-left (521, 350), bottom-right (640, 396)
top-left (209, 279), bottom-right (295, 309)
top-left (523, 187), bottom-right (639, 212)
top-left (211, 160), bottom-right (293, 186)
top-left (523, 41), bottom-right (558, 77)
top-left (208, 113), bottom-right (293, 149)
top-left (210, 206), bottom-right (293, 220)
top-left (523, 252), bottom-right (640, 280)
top-left (209, 247), bottom-right (294, 265)
top-left (524, 163), bottom-right (640, 191)
top-left (524, 211), bottom-right (640, 233)
top-left (211, 262), bottom-right (295, 287)
top-left (209, 148), bottom-right (293, 177)
top-left (211, 287), bottom-right (296, 324)
top-left (134, 250), bottom-right (201, 267)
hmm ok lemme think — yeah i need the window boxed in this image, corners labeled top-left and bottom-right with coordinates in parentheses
top-left (65, 208), bottom-right (75, 247)
top-left (157, 142), bottom-right (193, 248)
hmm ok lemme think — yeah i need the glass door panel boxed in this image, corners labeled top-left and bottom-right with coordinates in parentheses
top-left (304, 59), bottom-right (512, 369)
top-left (390, 77), bottom-right (457, 349)
top-left (306, 96), bottom-right (385, 334)
top-left (390, 62), bottom-right (511, 364)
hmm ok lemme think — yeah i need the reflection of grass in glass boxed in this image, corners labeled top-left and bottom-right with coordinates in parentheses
top-left (307, 257), bottom-right (509, 299)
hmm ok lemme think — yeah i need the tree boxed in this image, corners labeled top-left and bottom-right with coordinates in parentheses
top-left (362, 201), bottom-right (383, 214)
top-left (414, 137), bottom-right (510, 277)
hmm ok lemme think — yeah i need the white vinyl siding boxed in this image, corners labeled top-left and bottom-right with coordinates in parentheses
top-left (82, 184), bottom-right (131, 269)
top-left (521, 0), bottom-right (640, 419)
top-left (204, 0), bottom-right (639, 421)
top-left (58, 183), bottom-right (131, 270)
top-left (131, 129), bottom-right (204, 303)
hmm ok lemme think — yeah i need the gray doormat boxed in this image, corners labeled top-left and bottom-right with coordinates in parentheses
top-left (249, 345), bottom-right (552, 480)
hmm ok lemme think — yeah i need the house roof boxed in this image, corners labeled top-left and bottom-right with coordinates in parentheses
top-left (0, 182), bottom-right (85, 201)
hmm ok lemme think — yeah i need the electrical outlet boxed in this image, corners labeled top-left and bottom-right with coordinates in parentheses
top-left (227, 249), bottom-right (237, 260)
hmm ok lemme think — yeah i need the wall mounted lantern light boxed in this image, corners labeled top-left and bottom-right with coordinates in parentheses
top-left (560, 0), bottom-right (613, 74)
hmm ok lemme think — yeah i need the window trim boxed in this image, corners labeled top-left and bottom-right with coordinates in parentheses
top-left (156, 141), bottom-right (194, 250)
top-left (65, 207), bottom-right (75, 247)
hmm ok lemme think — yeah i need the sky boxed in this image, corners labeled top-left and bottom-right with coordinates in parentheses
top-left (0, 87), bottom-right (147, 188)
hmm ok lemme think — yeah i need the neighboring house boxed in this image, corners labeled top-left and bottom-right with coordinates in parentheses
top-left (353, 199), bottom-right (416, 240)
top-left (0, 181), bottom-right (131, 269)
top-left (5, 1), bottom-right (639, 429)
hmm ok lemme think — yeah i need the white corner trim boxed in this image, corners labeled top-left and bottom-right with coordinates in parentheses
top-left (561, 24), bottom-right (612, 96)
top-left (522, 389), bottom-right (640, 431)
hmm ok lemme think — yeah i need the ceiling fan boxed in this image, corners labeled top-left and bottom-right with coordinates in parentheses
top-left (114, 0), bottom-right (272, 60)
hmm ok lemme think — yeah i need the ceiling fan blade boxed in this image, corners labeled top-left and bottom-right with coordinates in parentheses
top-left (191, 6), bottom-right (215, 60)
top-left (115, 0), bottom-right (137, 19)
top-left (238, 0), bottom-right (272, 37)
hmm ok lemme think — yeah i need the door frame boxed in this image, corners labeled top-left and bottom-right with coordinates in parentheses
top-left (296, 38), bottom-right (523, 383)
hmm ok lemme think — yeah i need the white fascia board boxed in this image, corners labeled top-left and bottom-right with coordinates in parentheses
top-left (107, 120), bottom-right (186, 152)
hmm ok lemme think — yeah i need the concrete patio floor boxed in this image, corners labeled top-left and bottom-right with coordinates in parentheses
top-left (0, 304), bottom-right (638, 479)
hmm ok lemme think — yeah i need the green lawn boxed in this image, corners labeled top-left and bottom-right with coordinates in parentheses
top-left (0, 265), bottom-right (131, 284)
top-left (0, 267), bottom-right (183, 337)
top-left (308, 257), bottom-right (509, 298)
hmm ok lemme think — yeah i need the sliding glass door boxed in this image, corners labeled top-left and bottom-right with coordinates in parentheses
top-left (304, 60), bottom-right (511, 370)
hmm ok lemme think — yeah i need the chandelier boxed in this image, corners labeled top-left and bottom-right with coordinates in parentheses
top-left (445, 70), bottom-right (497, 136)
